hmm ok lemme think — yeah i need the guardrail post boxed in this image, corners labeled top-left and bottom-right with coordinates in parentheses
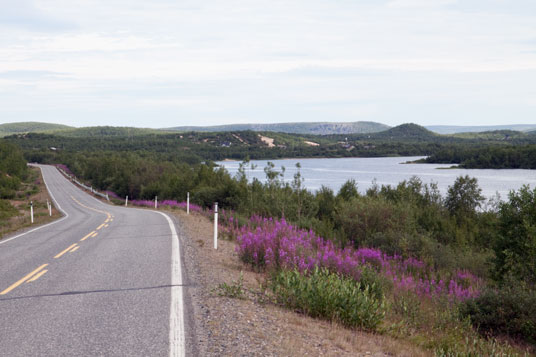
top-left (187, 192), bottom-right (190, 215)
top-left (30, 201), bottom-right (34, 224)
top-left (214, 202), bottom-right (218, 250)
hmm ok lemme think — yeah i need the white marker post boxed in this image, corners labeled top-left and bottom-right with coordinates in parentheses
top-left (186, 192), bottom-right (190, 215)
top-left (47, 200), bottom-right (52, 216)
top-left (155, 196), bottom-right (158, 209)
top-left (125, 195), bottom-right (128, 207)
top-left (30, 201), bottom-right (34, 224)
top-left (213, 202), bottom-right (218, 250)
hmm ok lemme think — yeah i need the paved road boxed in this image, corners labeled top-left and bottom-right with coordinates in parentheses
top-left (0, 165), bottom-right (186, 356)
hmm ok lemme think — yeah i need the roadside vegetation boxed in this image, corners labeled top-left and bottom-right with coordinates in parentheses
top-left (0, 141), bottom-right (60, 238)
top-left (3, 127), bottom-right (536, 354)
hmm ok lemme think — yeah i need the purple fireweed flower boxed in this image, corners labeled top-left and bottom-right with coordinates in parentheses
top-left (234, 216), bottom-right (482, 301)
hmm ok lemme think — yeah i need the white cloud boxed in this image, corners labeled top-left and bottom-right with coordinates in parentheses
top-left (0, 0), bottom-right (535, 127)
top-left (387, 0), bottom-right (457, 8)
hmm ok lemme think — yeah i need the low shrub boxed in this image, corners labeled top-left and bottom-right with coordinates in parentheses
top-left (0, 199), bottom-right (18, 222)
top-left (269, 267), bottom-right (386, 330)
top-left (460, 283), bottom-right (536, 343)
top-left (214, 272), bottom-right (246, 299)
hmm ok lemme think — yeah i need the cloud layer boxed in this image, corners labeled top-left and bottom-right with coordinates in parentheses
top-left (1, 0), bottom-right (535, 127)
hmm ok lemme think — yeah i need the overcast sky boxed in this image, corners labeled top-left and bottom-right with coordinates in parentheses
top-left (1, 0), bottom-right (535, 128)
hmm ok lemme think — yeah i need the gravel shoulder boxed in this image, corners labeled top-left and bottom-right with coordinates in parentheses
top-left (173, 210), bottom-right (430, 357)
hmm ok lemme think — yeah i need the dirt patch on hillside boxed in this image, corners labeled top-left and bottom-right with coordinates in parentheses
top-left (259, 135), bottom-right (275, 148)
top-left (173, 210), bottom-right (429, 356)
top-left (304, 140), bottom-right (320, 146)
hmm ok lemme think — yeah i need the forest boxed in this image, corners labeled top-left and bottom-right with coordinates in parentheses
top-left (423, 144), bottom-right (536, 169)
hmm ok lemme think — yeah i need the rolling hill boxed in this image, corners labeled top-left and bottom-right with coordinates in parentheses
top-left (374, 123), bottom-right (437, 140)
top-left (164, 121), bottom-right (390, 135)
top-left (0, 122), bottom-right (73, 137)
top-left (425, 124), bottom-right (536, 134)
top-left (52, 126), bottom-right (169, 137)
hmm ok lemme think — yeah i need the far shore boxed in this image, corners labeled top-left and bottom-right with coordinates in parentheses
top-left (217, 155), bottom-right (421, 163)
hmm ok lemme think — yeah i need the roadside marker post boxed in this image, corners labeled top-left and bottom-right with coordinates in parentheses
top-left (47, 200), bottom-right (52, 216)
top-left (155, 196), bottom-right (158, 209)
top-left (187, 192), bottom-right (190, 215)
top-left (30, 201), bottom-right (34, 224)
top-left (125, 195), bottom-right (128, 207)
top-left (214, 202), bottom-right (218, 250)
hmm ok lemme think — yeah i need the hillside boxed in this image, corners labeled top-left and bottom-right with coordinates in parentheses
top-left (347, 123), bottom-right (439, 143)
top-left (164, 121), bottom-right (390, 135)
top-left (449, 130), bottom-right (528, 140)
top-left (52, 126), bottom-right (169, 137)
top-left (0, 122), bottom-right (73, 137)
top-left (426, 124), bottom-right (536, 134)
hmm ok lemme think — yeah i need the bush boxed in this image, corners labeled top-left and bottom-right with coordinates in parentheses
top-left (0, 199), bottom-right (18, 222)
top-left (269, 267), bottom-right (386, 330)
top-left (335, 196), bottom-right (415, 247)
top-left (0, 175), bottom-right (20, 199)
top-left (460, 283), bottom-right (536, 343)
top-left (494, 185), bottom-right (536, 284)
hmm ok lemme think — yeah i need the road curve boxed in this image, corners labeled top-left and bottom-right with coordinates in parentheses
top-left (0, 165), bottom-right (186, 356)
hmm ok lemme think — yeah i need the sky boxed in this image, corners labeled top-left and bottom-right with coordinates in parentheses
top-left (1, 0), bottom-right (535, 128)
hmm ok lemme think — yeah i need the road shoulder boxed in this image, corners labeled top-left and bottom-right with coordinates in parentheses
top-left (172, 210), bottom-right (429, 356)
top-left (0, 166), bottom-right (62, 241)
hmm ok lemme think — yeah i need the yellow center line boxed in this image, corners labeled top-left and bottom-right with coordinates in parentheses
top-left (26, 269), bottom-right (48, 283)
top-left (54, 243), bottom-right (78, 259)
top-left (80, 231), bottom-right (96, 241)
top-left (91, 232), bottom-right (98, 238)
top-left (0, 264), bottom-right (48, 295)
top-left (69, 246), bottom-right (80, 253)
top-left (69, 195), bottom-right (111, 216)
top-left (96, 223), bottom-right (105, 230)
top-left (104, 224), bottom-right (109, 228)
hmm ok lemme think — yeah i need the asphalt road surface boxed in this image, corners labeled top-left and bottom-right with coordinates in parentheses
top-left (0, 165), bottom-right (188, 356)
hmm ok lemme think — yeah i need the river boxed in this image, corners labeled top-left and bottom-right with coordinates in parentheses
top-left (216, 156), bottom-right (536, 200)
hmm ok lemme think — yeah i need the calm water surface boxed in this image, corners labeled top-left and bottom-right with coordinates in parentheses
top-left (217, 157), bottom-right (536, 199)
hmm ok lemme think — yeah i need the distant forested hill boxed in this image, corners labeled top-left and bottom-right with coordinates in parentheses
top-left (0, 122), bottom-right (73, 137)
top-left (426, 124), bottom-right (536, 134)
top-left (164, 121), bottom-right (390, 135)
top-left (53, 126), bottom-right (169, 137)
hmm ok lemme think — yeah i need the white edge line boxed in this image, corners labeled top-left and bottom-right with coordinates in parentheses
top-left (0, 165), bottom-right (69, 246)
top-left (155, 211), bottom-right (185, 357)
